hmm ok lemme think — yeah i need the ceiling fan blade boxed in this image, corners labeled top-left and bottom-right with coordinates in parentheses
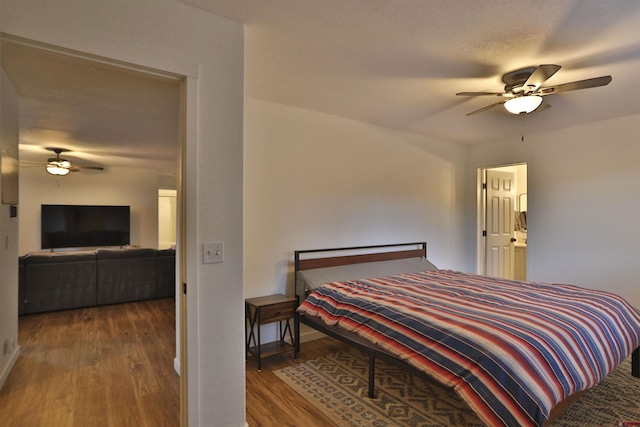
top-left (456, 91), bottom-right (505, 97)
top-left (523, 64), bottom-right (561, 93)
top-left (533, 99), bottom-right (551, 113)
top-left (538, 75), bottom-right (612, 95)
top-left (70, 165), bottom-right (104, 172)
top-left (466, 101), bottom-right (506, 116)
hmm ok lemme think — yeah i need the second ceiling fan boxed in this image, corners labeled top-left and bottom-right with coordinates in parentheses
top-left (46, 148), bottom-right (104, 176)
top-left (457, 64), bottom-right (612, 116)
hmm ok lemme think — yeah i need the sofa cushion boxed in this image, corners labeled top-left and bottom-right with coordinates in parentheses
top-left (21, 252), bottom-right (96, 264)
top-left (21, 252), bottom-right (97, 314)
top-left (19, 248), bottom-right (176, 314)
top-left (96, 248), bottom-right (156, 305)
top-left (155, 248), bottom-right (175, 258)
top-left (95, 248), bottom-right (156, 260)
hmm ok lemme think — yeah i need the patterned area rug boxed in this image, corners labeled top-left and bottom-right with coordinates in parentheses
top-left (274, 348), bottom-right (640, 427)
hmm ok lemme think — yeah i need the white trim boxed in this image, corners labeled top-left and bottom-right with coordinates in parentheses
top-left (184, 75), bottom-right (200, 426)
top-left (174, 357), bottom-right (180, 375)
top-left (0, 21), bottom-right (199, 78)
top-left (2, 35), bottom-right (186, 80)
top-left (475, 168), bottom-right (485, 274)
top-left (0, 346), bottom-right (20, 390)
top-left (0, 28), bottom-right (200, 426)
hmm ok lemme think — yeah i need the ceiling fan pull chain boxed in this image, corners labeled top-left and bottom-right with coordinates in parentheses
top-left (521, 112), bottom-right (525, 142)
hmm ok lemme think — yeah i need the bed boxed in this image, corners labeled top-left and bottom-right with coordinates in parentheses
top-left (293, 242), bottom-right (640, 427)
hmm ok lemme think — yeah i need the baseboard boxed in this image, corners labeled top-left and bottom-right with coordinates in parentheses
top-left (0, 345), bottom-right (21, 391)
top-left (299, 329), bottom-right (326, 343)
top-left (174, 357), bottom-right (180, 375)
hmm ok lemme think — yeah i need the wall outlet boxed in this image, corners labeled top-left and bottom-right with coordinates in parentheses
top-left (4, 338), bottom-right (15, 355)
top-left (203, 242), bottom-right (224, 264)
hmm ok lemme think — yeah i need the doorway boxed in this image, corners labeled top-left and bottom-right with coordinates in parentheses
top-left (1, 35), bottom-right (186, 424)
top-left (159, 189), bottom-right (178, 250)
top-left (478, 163), bottom-right (528, 280)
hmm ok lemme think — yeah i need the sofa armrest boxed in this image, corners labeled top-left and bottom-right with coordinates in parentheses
top-left (156, 249), bottom-right (176, 298)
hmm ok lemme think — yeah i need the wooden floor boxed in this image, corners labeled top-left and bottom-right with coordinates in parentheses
top-left (0, 298), bottom-right (349, 427)
top-left (245, 336), bottom-right (349, 427)
top-left (0, 298), bottom-right (179, 427)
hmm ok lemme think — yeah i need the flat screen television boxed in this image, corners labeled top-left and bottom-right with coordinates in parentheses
top-left (41, 204), bottom-right (130, 250)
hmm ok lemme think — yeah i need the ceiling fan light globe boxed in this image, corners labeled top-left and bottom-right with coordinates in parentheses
top-left (47, 164), bottom-right (70, 176)
top-left (504, 95), bottom-right (543, 114)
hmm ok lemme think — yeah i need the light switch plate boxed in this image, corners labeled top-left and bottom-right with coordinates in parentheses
top-left (203, 242), bottom-right (224, 264)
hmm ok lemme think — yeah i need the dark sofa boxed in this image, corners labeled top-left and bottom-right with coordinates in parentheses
top-left (155, 248), bottom-right (177, 299)
top-left (19, 248), bottom-right (175, 315)
top-left (96, 248), bottom-right (157, 305)
top-left (19, 252), bottom-right (97, 315)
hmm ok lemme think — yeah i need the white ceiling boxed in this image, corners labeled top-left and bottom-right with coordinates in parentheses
top-left (2, 0), bottom-right (640, 175)
top-left (1, 38), bottom-right (181, 175)
top-left (184, 0), bottom-right (640, 144)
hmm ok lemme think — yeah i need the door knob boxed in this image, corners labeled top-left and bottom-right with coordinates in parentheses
top-left (510, 238), bottom-right (517, 242)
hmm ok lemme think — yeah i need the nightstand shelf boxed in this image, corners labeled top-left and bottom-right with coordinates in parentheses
top-left (245, 294), bottom-right (297, 371)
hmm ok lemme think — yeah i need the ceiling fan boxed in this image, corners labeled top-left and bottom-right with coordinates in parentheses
top-left (45, 147), bottom-right (104, 176)
top-left (456, 64), bottom-right (612, 116)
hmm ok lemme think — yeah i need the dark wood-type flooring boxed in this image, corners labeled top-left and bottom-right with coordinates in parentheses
top-left (0, 298), bottom-right (348, 427)
top-left (0, 298), bottom-right (179, 427)
top-left (246, 336), bottom-right (349, 427)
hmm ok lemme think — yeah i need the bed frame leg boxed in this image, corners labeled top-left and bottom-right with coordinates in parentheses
top-left (368, 351), bottom-right (376, 398)
top-left (294, 313), bottom-right (300, 353)
top-left (633, 347), bottom-right (639, 378)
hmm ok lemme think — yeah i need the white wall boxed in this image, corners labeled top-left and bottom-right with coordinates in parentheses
top-left (467, 114), bottom-right (640, 308)
top-left (0, 1), bottom-right (245, 426)
top-left (244, 98), bottom-right (468, 319)
top-left (18, 166), bottom-right (159, 254)
top-left (245, 99), bottom-right (639, 345)
top-left (0, 68), bottom-right (20, 391)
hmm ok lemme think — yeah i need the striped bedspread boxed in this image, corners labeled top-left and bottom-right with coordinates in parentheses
top-left (297, 270), bottom-right (640, 427)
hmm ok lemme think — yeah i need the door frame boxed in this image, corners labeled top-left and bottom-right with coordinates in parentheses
top-left (1, 34), bottom-right (198, 426)
top-left (476, 162), bottom-right (528, 277)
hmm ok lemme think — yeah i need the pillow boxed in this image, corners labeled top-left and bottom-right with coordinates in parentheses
top-left (296, 257), bottom-right (437, 293)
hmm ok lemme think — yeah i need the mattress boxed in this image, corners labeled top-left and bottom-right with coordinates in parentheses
top-left (297, 269), bottom-right (640, 427)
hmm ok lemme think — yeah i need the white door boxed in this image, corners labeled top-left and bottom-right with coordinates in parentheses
top-left (485, 170), bottom-right (516, 278)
